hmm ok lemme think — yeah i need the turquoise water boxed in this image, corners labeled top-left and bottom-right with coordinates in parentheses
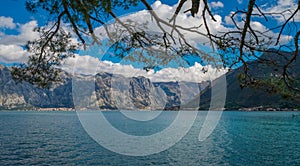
top-left (0, 111), bottom-right (300, 165)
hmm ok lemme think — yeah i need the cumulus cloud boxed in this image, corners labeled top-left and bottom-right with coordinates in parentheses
top-left (0, 0), bottom-right (293, 83)
top-left (94, 0), bottom-right (230, 56)
top-left (258, 0), bottom-right (300, 22)
top-left (223, 8), bottom-right (293, 45)
top-left (61, 54), bottom-right (227, 83)
top-left (96, 0), bottom-right (292, 57)
top-left (224, 16), bottom-right (233, 25)
top-left (62, 54), bottom-right (153, 77)
top-left (0, 16), bottom-right (16, 29)
top-left (0, 20), bottom-right (39, 63)
top-left (210, 1), bottom-right (224, 9)
top-left (0, 45), bottom-right (28, 63)
top-left (73, 0), bottom-right (294, 82)
top-left (250, 21), bottom-right (292, 45)
top-left (0, 20), bottom-right (39, 46)
top-left (148, 63), bottom-right (227, 82)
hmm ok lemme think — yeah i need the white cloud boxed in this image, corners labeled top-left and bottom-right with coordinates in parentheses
top-left (0, 20), bottom-right (39, 46)
top-left (0, 20), bottom-right (39, 63)
top-left (210, 1), bottom-right (224, 9)
top-left (0, 16), bottom-right (16, 29)
top-left (37, 0), bottom-right (297, 83)
top-left (148, 63), bottom-right (227, 82)
top-left (61, 54), bottom-right (227, 83)
top-left (97, 0), bottom-right (293, 56)
top-left (62, 54), bottom-right (152, 77)
top-left (224, 16), bottom-right (233, 25)
top-left (152, 0), bottom-right (173, 11)
top-left (259, 0), bottom-right (300, 22)
top-left (95, 0), bottom-right (230, 53)
top-left (0, 45), bottom-right (28, 63)
top-left (250, 21), bottom-right (292, 45)
top-left (223, 9), bottom-right (293, 45)
top-left (0, 0), bottom-right (293, 83)
top-left (82, 0), bottom-right (295, 83)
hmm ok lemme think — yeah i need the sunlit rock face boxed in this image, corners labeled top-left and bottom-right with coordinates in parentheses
top-left (0, 65), bottom-right (201, 110)
top-left (1, 50), bottom-right (299, 111)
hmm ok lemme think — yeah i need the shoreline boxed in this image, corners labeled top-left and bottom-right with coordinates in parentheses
top-left (0, 107), bottom-right (299, 112)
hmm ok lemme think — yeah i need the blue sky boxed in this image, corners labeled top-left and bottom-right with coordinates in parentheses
top-left (0, 0), bottom-right (175, 25)
top-left (0, 0), bottom-right (246, 28)
top-left (0, 0), bottom-right (299, 82)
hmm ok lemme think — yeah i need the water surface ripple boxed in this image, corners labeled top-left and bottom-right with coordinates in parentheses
top-left (0, 111), bottom-right (299, 165)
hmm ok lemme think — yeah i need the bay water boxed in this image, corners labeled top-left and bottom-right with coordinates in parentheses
top-left (0, 111), bottom-right (299, 165)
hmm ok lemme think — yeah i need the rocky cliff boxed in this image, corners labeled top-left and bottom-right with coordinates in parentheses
top-left (0, 65), bottom-right (205, 110)
top-left (1, 50), bottom-right (299, 111)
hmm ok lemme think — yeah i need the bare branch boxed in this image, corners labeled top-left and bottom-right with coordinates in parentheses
top-left (38, 11), bottom-right (66, 63)
top-left (62, 0), bottom-right (85, 46)
top-left (169, 0), bottom-right (187, 22)
top-left (275, 3), bottom-right (299, 45)
top-left (239, 0), bottom-right (256, 59)
top-left (282, 30), bottom-right (300, 91)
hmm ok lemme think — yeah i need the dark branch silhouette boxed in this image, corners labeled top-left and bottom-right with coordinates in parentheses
top-left (12, 0), bottom-right (300, 98)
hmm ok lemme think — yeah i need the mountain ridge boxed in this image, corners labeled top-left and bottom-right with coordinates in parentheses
top-left (0, 50), bottom-right (299, 111)
top-left (196, 50), bottom-right (300, 111)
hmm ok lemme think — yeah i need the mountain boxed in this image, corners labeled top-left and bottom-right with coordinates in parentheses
top-left (0, 65), bottom-right (74, 110)
top-left (197, 50), bottom-right (300, 111)
top-left (0, 51), bottom-right (299, 111)
top-left (0, 65), bottom-right (206, 110)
